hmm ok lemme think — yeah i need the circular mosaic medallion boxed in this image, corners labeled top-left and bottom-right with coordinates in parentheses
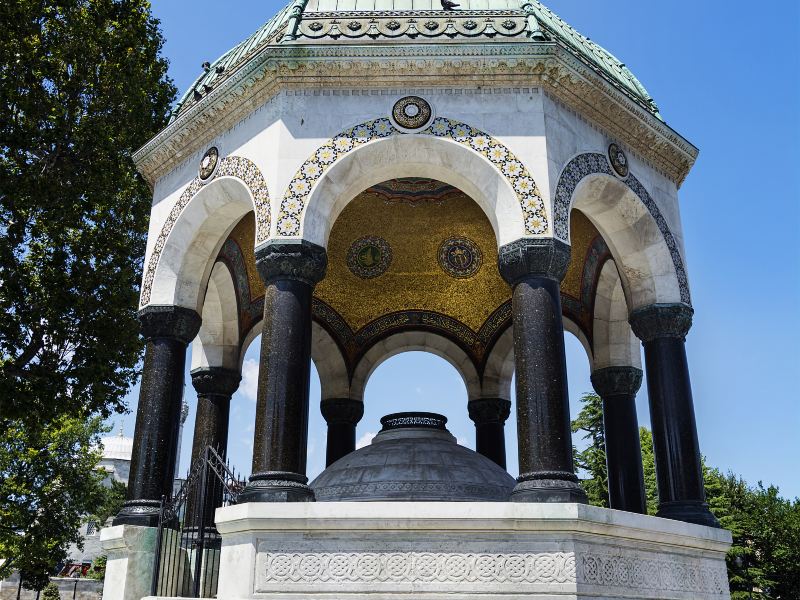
top-left (199, 146), bottom-right (219, 180)
top-left (391, 96), bottom-right (433, 130)
top-left (438, 237), bottom-right (482, 279)
top-left (347, 236), bottom-right (392, 279)
top-left (608, 143), bottom-right (629, 178)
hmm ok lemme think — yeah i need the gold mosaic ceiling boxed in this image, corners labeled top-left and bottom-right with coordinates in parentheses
top-left (216, 179), bottom-right (607, 368)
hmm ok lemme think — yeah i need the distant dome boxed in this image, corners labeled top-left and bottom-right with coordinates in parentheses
top-left (310, 412), bottom-right (515, 502)
top-left (100, 431), bottom-right (133, 461)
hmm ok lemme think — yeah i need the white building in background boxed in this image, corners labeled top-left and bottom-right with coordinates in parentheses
top-left (64, 402), bottom-right (189, 569)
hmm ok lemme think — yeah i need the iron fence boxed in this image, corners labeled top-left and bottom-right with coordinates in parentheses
top-left (150, 447), bottom-right (245, 598)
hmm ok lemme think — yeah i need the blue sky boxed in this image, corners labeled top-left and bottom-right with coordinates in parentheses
top-left (111, 0), bottom-right (800, 499)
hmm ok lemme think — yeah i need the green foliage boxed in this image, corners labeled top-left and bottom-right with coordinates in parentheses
top-left (571, 391), bottom-right (800, 598)
top-left (704, 469), bottom-right (800, 599)
top-left (0, 0), bottom-right (175, 422)
top-left (0, 416), bottom-right (108, 589)
top-left (638, 426), bottom-right (659, 515)
top-left (86, 554), bottom-right (107, 581)
top-left (571, 392), bottom-right (609, 507)
top-left (41, 582), bottom-right (61, 600)
top-left (90, 479), bottom-right (127, 526)
top-left (0, 0), bottom-right (174, 588)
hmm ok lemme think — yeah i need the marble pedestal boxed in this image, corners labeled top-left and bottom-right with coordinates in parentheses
top-left (100, 525), bottom-right (157, 600)
top-left (210, 502), bottom-right (731, 600)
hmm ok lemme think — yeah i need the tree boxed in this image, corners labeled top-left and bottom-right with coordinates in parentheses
top-left (0, 416), bottom-right (107, 589)
top-left (0, 0), bottom-right (175, 422)
top-left (704, 469), bottom-right (800, 600)
top-left (0, 0), bottom-right (175, 588)
top-left (571, 391), bottom-right (800, 598)
top-left (639, 426), bottom-right (659, 515)
top-left (90, 479), bottom-right (127, 526)
top-left (41, 582), bottom-right (61, 600)
top-left (571, 392), bottom-right (609, 507)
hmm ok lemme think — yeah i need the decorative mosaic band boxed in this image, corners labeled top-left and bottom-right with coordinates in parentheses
top-left (139, 155), bottom-right (270, 307)
top-left (275, 116), bottom-right (549, 238)
top-left (553, 152), bottom-right (690, 305)
top-left (258, 551), bottom-right (576, 586)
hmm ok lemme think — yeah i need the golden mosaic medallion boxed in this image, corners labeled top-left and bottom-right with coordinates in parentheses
top-left (438, 237), bottom-right (482, 279)
top-left (607, 143), bottom-right (629, 178)
top-left (391, 96), bottom-right (432, 130)
top-left (347, 236), bottom-right (393, 279)
top-left (199, 146), bottom-right (219, 180)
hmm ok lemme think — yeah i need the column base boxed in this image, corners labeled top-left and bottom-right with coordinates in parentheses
top-left (239, 471), bottom-right (315, 503)
top-left (112, 499), bottom-right (162, 527)
top-left (657, 500), bottom-right (721, 528)
top-left (511, 472), bottom-right (588, 503)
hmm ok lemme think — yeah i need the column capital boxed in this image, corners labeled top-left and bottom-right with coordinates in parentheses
top-left (255, 240), bottom-right (328, 286)
top-left (190, 367), bottom-right (241, 397)
top-left (591, 366), bottom-right (643, 398)
top-left (468, 398), bottom-right (511, 425)
top-left (629, 303), bottom-right (693, 343)
top-left (497, 238), bottom-right (571, 286)
top-left (320, 398), bottom-right (364, 426)
top-left (138, 305), bottom-right (201, 344)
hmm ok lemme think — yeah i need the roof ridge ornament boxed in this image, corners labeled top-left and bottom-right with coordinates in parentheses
top-left (283, 0), bottom-right (310, 41)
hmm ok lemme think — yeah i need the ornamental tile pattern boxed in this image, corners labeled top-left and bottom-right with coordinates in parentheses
top-left (139, 155), bottom-right (270, 307)
top-left (259, 551), bottom-right (576, 586)
top-left (553, 153), bottom-right (691, 305)
top-left (275, 116), bottom-right (548, 238)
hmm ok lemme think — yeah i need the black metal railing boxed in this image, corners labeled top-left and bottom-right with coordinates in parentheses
top-left (150, 447), bottom-right (246, 598)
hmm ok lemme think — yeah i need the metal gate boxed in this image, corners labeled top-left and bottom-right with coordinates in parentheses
top-left (150, 447), bottom-right (246, 598)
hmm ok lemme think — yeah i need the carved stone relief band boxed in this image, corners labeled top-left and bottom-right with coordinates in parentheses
top-left (553, 152), bottom-right (691, 305)
top-left (140, 155), bottom-right (271, 307)
top-left (256, 549), bottom-right (727, 594)
top-left (275, 115), bottom-right (549, 238)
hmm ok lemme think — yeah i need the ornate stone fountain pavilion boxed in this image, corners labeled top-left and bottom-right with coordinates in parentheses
top-left (101, 1), bottom-right (732, 598)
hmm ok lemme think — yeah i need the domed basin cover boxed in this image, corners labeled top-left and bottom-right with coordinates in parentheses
top-left (310, 412), bottom-right (515, 502)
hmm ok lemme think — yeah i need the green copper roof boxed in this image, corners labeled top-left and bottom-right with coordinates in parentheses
top-left (172, 0), bottom-right (660, 121)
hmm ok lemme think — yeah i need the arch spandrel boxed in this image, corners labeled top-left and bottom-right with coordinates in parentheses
top-left (140, 155), bottom-right (271, 310)
top-left (553, 152), bottom-right (690, 308)
top-left (272, 116), bottom-right (550, 247)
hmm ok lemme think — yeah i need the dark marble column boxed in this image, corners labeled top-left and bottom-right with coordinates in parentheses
top-left (239, 241), bottom-right (327, 503)
top-left (185, 367), bottom-right (241, 529)
top-left (629, 303), bottom-right (719, 527)
top-left (498, 239), bottom-right (587, 503)
top-left (591, 366), bottom-right (646, 514)
top-left (114, 305), bottom-right (201, 526)
top-left (467, 398), bottom-right (511, 469)
top-left (321, 398), bottom-right (364, 466)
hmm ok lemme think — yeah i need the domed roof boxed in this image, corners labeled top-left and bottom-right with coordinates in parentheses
top-left (173, 0), bottom-right (659, 121)
top-left (100, 428), bottom-right (133, 461)
top-left (310, 412), bottom-right (515, 501)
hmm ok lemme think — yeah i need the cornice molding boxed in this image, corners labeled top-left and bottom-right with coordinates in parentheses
top-left (134, 43), bottom-right (697, 187)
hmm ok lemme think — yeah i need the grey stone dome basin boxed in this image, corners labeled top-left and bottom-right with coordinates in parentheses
top-left (310, 412), bottom-right (515, 502)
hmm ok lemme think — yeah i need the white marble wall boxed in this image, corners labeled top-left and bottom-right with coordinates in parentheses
top-left (211, 502), bottom-right (732, 600)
